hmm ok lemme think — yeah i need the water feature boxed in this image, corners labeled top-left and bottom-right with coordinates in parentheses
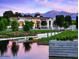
top-left (0, 32), bottom-right (75, 59)
top-left (0, 40), bottom-right (48, 59)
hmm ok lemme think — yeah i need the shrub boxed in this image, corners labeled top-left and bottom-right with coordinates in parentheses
top-left (0, 20), bottom-right (6, 31)
top-left (23, 21), bottom-right (34, 32)
top-left (11, 20), bottom-right (19, 31)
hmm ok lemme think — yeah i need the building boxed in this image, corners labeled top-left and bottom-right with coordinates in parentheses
top-left (10, 17), bottom-right (56, 30)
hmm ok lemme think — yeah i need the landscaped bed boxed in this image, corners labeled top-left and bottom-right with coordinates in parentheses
top-left (38, 30), bottom-right (78, 44)
top-left (29, 29), bottom-right (59, 35)
top-left (0, 30), bottom-right (58, 38)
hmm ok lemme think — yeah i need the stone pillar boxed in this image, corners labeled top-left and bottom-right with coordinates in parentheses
top-left (51, 18), bottom-right (56, 30)
top-left (32, 20), bottom-right (36, 29)
top-left (47, 20), bottom-right (49, 29)
top-left (33, 23), bottom-right (36, 29)
top-left (51, 20), bottom-right (53, 30)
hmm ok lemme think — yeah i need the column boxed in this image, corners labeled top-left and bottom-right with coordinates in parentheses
top-left (51, 20), bottom-right (53, 30)
top-left (51, 18), bottom-right (56, 30)
top-left (33, 23), bottom-right (35, 29)
top-left (32, 20), bottom-right (36, 29)
top-left (39, 21), bottom-right (41, 29)
top-left (47, 20), bottom-right (49, 29)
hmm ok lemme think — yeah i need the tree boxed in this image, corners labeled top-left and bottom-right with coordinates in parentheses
top-left (24, 15), bottom-right (33, 17)
top-left (29, 21), bottom-right (34, 29)
top-left (11, 20), bottom-right (19, 31)
top-left (65, 15), bottom-right (72, 26)
top-left (34, 13), bottom-right (41, 17)
top-left (0, 17), bottom-right (2, 21)
top-left (3, 11), bottom-right (14, 18)
top-left (72, 20), bottom-right (76, 25)
top-left (0, 17), bottom-right (9, 31)
top-left (2, 17), bottom-right (9, 26)
top-left (76, 16), bottom-right (78, 29)
top-left (14, 12), bottom-right (22, 17)
top-left (6, 17), bottom-right (10, 25)
top-left (23, 21), bottom-right (34, 32)
top-left (0, 20), bottom-right (6, 31)
top-left (55, 15), bottom-right (65, 27)
top-left (1, 17), bottom-right (10, 26)
top-left (63, 21), bottom-right (69, 28)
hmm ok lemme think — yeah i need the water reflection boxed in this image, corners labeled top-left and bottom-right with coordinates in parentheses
top-left (0, 40), bottom-right (9, 56)
top-left (0, 40), bottom-right (48, 59)
top-left (23, 42), bottom-right (31, 52)
top-left (11, 42), bottom-right (19, 56)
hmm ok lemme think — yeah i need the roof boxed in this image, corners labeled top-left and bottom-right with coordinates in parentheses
top-left (10, 17), bottom-right (54, 21)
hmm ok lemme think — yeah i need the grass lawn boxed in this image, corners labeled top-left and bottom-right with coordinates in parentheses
top-left (0, 29), bottom-right (58, 38)
top-left (29, 29), bottom-right (59, 35)
top-left (38, 30), bottom-right (78, 44)
top-left (0, 30), bottom-right (25, 38)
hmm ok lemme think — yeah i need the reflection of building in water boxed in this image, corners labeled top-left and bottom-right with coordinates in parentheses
top-left (11, 42), bottom-right (19, 56)
top-left (23, 42), bottom-right (31, 52)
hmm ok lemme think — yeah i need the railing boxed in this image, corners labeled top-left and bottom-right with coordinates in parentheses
top-left (0, 36), bottom-right (37, 41)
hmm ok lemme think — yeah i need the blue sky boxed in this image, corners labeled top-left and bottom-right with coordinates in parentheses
top-left (0, 0), bottom-right (78, 16)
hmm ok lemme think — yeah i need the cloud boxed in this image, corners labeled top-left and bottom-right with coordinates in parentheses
top-left (0, 0), bottom-right (78, 16)
top-left (0, 4), bottom-right (49, 16)
top-left (35, 0), bottom-right (78, 13)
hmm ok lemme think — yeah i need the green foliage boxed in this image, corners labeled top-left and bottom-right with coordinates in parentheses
top-left (29, 21), bottom-right (34, 29)
top-left (6, 17), bottom-right (10, 25)
top-left (52, 31), bottom-right (78, 41)
top-left (14, 12), bottom-right (22, 17)
top-left (0, 30), bottom-right (56, 38)
top-left (30, 30), bottom-right (57, 33)
top-left (0, 20), bottom-right (6, 31)
top-left (0, 17), bottom-right (9, 31)
top-left (55, 15), bottom-right (65, 27)
top-left (41, 21), bottom-right (47, 26)
top-left (0, 17), bottom-right (8, 31)
top-left (2, 17), bottom-right (9, 26)
top-left (55, 15), bottom-right (72, 28)
top-left (65, 15), bottom-right (72, 26)
top-left (23, 21), bottom-right (34, 32)
top-left (0, 30), bottom-right (25, 38)
top-left (0, 17), bottom-right (10, 26)
top-left (3, 11), bottom-right (14, 18)
top-left (29, 30), bottom-right (58, 35)
top-left (38, 30), bottom-right (78, 43)
top-left (72, 20), bottom-right (76, 25)
top-left (11, 20), bottom-right (19, 31)
top-left (63, 22), bottom-right (69, 28)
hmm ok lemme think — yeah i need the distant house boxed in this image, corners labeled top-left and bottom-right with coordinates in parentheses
top-left (10, 16), bottom-right (56, 30)
top-left (66, 25), bottom-right (77, 30)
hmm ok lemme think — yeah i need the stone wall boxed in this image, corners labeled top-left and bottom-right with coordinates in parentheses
top-left (49, 40), bottom-right (78, 58)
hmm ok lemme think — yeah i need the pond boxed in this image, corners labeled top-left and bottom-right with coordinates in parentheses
top-left (0, 36), bottom-right (77, 59)
top-left (0, 40), bottom-right (49, 59)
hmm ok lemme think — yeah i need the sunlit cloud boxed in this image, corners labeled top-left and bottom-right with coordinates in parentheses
top-left (0, 0), bottom-right (78, 16)
top-left (35, 0), bottom-right (78, 13)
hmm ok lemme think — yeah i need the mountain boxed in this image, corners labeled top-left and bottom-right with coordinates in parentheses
top-left (43, 10), bottom-right (78, 20)
top-left (21, 10), bottom-right (78, 20)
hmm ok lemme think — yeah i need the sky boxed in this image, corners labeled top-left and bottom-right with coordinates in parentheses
top-left (0, 0), bottom-right (78, 16)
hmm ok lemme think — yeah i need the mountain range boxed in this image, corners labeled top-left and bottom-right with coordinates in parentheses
top-left (43, 10), bottom-right (78, 20)
top-left (23, 10), bottom-right (78, 20)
